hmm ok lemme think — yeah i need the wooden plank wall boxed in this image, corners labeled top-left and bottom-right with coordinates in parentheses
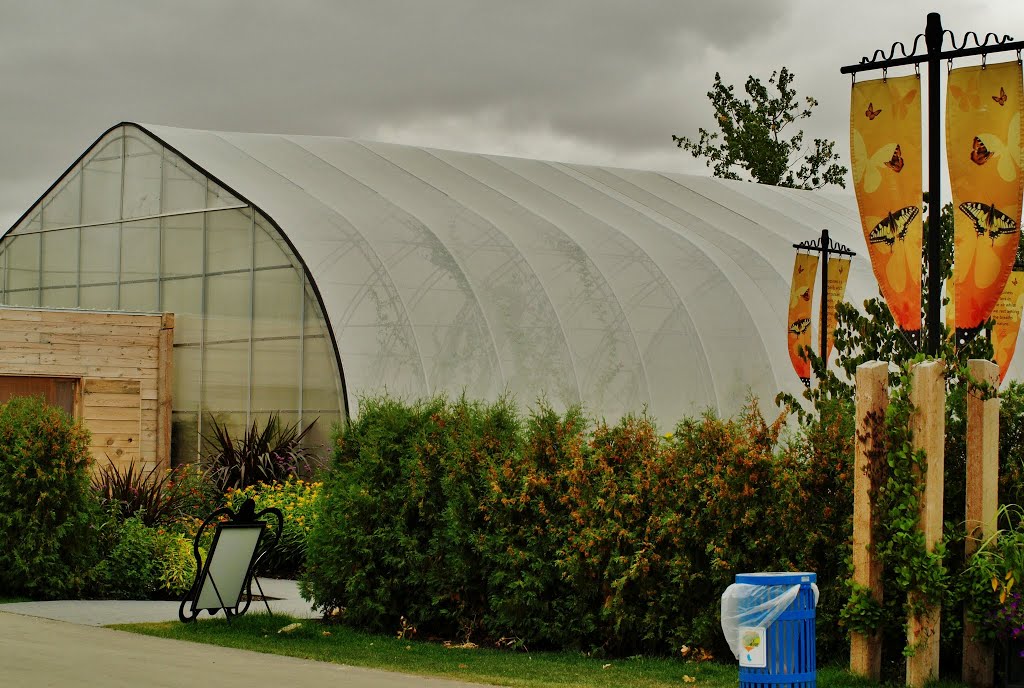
top-left (0, 308), bottom-right (174, 474)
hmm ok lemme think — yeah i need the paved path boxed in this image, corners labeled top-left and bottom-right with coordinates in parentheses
top-left (0, 580), bottom-right (493, 687)
top-left (0, 613), bottom-right (490, 688)
top-left (0, 578), bottom-right (315, 626)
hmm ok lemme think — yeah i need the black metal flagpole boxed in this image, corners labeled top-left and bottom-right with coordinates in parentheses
top-left (793, 229), bottom-right (856, 376)
top-left (840, 12), bottom-right (1024, 356)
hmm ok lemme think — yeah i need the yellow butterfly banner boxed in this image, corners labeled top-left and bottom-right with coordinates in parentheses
top-left (788, 252), bottom-right (819, 385)
top-left (947, 61), bottom-right (1024, 336)
top-left (992, 267), bottom-right (1024, 382)
top-left (819, 257), bottom-right (852, 364)
top-left (850, 74), bottom-right (923, 333)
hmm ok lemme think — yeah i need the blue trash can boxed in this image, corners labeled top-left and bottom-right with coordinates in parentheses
top-left (735, 572), bottom-right (817, 688)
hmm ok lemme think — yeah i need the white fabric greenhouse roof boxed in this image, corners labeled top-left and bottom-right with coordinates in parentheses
top-left (137, 124), bottom-right (905, 422)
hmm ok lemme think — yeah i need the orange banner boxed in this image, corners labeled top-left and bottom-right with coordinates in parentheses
top-left (819, 257), bottom-right (851, 364)
top-left (992, 269), bottom-right (1024, 382)
top-left (947, 61), bottom-right (1024, 338)
top-left (788, 252), bottom-right (819, 385)
top-left (851, 74), bottom-right (923, 333)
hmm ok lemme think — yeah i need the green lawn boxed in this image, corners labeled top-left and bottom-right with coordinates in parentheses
top-left (112, 613), bottom-right (934, 688)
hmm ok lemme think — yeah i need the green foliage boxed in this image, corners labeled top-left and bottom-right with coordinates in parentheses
top-left (93, 514), bottom-right (198, 599)
top-left (224, 477), bottom-right (320, 578)
top-left (302, 393), bottom-right (853, 657)
top-left (152, 530), bottom-right (198, 597)
top-left (202, 413), bottom-right (321, 493)
top-left (0, 395), bottom-right (99, 598)
top-left (92, 460), bottom-right (216, 527)
top-left (673, 67), bottom-right (847, 190)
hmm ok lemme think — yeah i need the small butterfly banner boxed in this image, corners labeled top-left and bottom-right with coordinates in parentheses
top-left (850, 74), bottom-right (923, 333)
top-left (820, 257), bottom-right (852, 364)
top-left (992, 267), bottom-right (1024, 382)
top-left (946, 61), bottom-right (1024, 338)
top-left (788, 252), bottom-right (819, 385)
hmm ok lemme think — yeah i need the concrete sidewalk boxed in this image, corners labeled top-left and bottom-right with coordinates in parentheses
top-left (0, 612), bottom-right (490, 688)
top-left (0, 578), bottom-right (315, 626)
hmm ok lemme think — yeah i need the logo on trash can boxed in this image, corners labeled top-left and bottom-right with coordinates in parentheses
top-left (738, 627), bottom-right (767, 668)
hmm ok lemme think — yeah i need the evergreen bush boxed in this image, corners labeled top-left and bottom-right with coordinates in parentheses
top-left (0, 395), bottom-right (98, 598)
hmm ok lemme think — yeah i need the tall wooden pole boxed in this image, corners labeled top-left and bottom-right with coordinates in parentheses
top-left (851, 361), bottom-right (889, 679)
top-left (906, 360), bottom-right (945, 687)
top-left (963, 359), bottom-right (999, 687)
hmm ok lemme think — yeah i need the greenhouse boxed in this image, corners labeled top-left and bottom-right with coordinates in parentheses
top-left (0, 122), bottom-right (910, 463)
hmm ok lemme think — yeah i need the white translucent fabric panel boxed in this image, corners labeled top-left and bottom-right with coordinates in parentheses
top-left (123, 134), bottom-right (162, 219)
top-left (302, 334), bottom-right (342, 412)
top-left (6, 288), bottom-right (38, 307)
top-left (81, 135), bottom-right (123, 226)
top-left (8, 209), bottom-right (40, 237)
top-left (6, 234), bottom-right (39, 291)
top-left (148, 128), bottom-right (425, 405)
top-left (320, 139), bottom-right (577, 407)
top-left (42, 228), bottom-right (78, 287)
top-left (42, 167), bottom-right (82, 230)
top-left (207, 180), bottom-right (241, 209)
top-left (423, 149), bottom-right (647, 419)
top-left (568, 166), bottom-right (783, 414)
top-left (172, 411), bottom-right (199, 464)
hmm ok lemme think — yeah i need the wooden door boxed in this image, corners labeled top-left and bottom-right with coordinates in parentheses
top-left (0, 375), bottom-right (77, 416)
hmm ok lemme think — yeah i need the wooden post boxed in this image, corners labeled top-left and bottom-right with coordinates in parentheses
top-left (157, 313), bottom-right (175, 470)
top-left (851, 360), bottom-right (888, 679)
top-left (907, 360), bottom-right (945, 687)
top-left (963, 359), bottom-right (999, 687)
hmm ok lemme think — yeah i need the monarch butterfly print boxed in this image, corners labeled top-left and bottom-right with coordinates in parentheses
top-left (790, 318), bottom-right (811, 335)
top-left (959, 202), bottom-right (1018, 243)
top-left (865, 102), bottom-right (882, 120)
top-left (869, 206), bottom-right (919, 246)
top-left (971, 136), bottom-right (993, 166)
top-left (884, 144), bottom-right (904, 173)
top-left (993, 86), bottom-right (1008, 106)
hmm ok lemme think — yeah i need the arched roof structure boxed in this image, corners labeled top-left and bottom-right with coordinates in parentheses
top-left (14, 122), bottom-right (1002, 427)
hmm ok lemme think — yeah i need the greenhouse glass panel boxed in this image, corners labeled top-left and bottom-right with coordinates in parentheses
top-left (42, 229), bottom-right (77, 288)
top-left (41, 168), bottom-right (82, 230)
top-left (80, 284), bottom-right (117, 310)
top-left (302, 335), bottom-right (341, 412)
top-left (251, 338), bottom-right (301, 413)
top-left (80, 224), bottom-right (119, 286)
top-left (41, 287), bottom-right (77, 308)
top-left (121, 219), bottom-right (160, 283)
top-left (254, 218), bottom-right (291, 268)
top-left (162, 277), bottom-right (202, 344)
top-left (122, 134), bottom-right (162, 219)
top-left (120, 280), bottom-right (158, 312)
top-left (253, 267), bottom-right (301, 340)
top-left (6, 288), bottom-right (39, 307)
top-left (171, 411), bottom-right (199, 466)
top-left (161, 213), bottom-right (204, 278)
top-left (206, 180), bottom-right (241, 209)
top-left (205, 272), bottom-right (250, 344)
top-left (203, 342), bottom-right (250, 414)
top-left (81, 137), bottom-right (123, 225)
top-left (173, 345), bottom-right (201, 410)
top-left (207, 208), bottom-right (251, 273)
top-left (162, 149), bottom-right (207, 213)
top-left (6, 234), bottom-right (40, 291)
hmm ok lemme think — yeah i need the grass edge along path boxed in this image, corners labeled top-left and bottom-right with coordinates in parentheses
top-left (113, 614), bottom-right (899, 688)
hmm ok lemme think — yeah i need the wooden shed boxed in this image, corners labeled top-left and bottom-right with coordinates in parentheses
top-left (0, 307), bottom-right (173, 473)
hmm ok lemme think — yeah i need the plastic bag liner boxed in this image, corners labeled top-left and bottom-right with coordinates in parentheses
top-left (720, 580), bottom-right (820, 659)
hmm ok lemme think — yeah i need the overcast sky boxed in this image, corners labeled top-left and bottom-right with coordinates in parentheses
top-left (2, 0), bottom-right (1022, 231)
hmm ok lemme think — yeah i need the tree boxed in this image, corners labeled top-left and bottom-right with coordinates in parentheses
top-left (673, 67), bottom-right (847, 190)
